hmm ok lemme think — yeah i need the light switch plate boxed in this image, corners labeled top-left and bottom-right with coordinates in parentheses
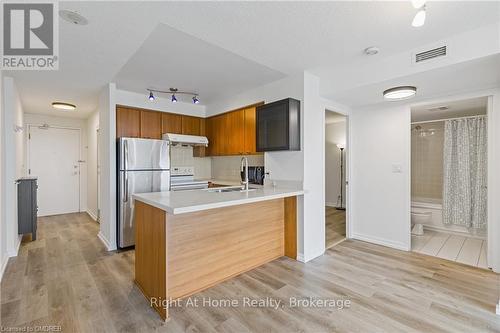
top-left (392, 164), bottom-right (402, 173)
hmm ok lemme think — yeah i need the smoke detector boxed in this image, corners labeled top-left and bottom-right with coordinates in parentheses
top-left (364, 47), bottom-right (380, 56)
top-left (59, 10), bottom-right (88, 25)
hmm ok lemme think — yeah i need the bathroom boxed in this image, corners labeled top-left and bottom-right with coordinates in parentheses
top-left (410, 97), bottom-right (488, 268)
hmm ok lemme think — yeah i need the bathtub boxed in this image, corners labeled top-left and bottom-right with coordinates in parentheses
top-left (411, 197), bottom-right (486, 239)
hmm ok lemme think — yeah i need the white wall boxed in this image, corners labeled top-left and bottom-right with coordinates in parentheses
top-left (2, 77), bottom-right (25, 262)
top-left (350, 104), bottom-right (411, 251)
top-left (325, 120), bottom-right (346, 207)
top-left (87, 111), bottom-right (99, 221)
top-left (23, 113), bottom-right (88, 213)
top-left (0, 72), bottom-right (5, 280)
top-left (98, 83), bottom-right (116, 250)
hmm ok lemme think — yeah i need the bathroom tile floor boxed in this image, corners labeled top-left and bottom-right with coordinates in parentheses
top-left (412, 230), bottom-right (488, 269)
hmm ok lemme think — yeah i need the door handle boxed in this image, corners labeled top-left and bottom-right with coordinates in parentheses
top-left (124, 140), bottom-right (129, 171)
top-left (124, 173), bottom-right (129, 202)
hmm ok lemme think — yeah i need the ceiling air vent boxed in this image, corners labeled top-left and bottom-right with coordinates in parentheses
top-left (415, 46), bottom-right (447, 63)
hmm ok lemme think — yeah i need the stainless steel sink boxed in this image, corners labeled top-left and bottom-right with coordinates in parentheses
top-left (207, 186), bottom-right (256, 193)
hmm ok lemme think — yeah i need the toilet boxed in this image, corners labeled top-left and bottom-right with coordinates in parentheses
top-left (411, 211), bottom-right (432, 235)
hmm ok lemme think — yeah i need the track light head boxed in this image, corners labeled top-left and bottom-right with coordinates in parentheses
top-left (148, 91), bottom-right (155, 101)
top-left (171, 94), bottom-right (177, 103)
top-left (192, 96), bottom-right (199, 104)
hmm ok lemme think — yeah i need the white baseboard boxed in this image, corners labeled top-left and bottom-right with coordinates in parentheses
top-left (325, 202), bottom-right (337, 207)
top-left (351, 232), bottom-right (409, 251)
top-left (0, 254), bottom-right (9, 282)
top-left (7, 235), bottom-right (22, 257)
top-left (86, 210), bottom-right (98, 222)
top-left (296, 248), bottom-right (325, 263)
top-left (97, 231), bottom-right (116, 251)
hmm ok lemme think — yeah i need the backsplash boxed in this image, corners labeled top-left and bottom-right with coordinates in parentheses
top-left (170, 146), bottom-right (264, 181)
top-left (211, 155), bottom-right (264, 181)
top-left (170, 146), bottom-right (211, 179)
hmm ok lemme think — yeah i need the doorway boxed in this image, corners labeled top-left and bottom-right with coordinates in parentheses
top-left (325, 110), bottom-right (347, 248)
top-left (410, 97), bottom-right (488, 268)
top-left (28, 125), bottom-right (81, 216)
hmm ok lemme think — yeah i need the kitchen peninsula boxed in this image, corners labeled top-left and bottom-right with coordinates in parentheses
top-left (132, 187), bottom-right (303, 320)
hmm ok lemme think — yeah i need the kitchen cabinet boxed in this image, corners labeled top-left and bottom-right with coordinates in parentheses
top-left (193, 118), bottom-right (206, 157)
top-left (226, 109), bottom-right (245, 155)
top-left (182, 115), bottom-right (201, 135)
top-left (256, 98), bottom-right (300, 152)
top-left (161, 113), bottom-right (182, 135)
top-left (116, 107), bottom-right (140, 138)
top-left (244, 107), bottom-right (257, 155)
top-left (140, 110), bottom-right (162, 139)
top-left (204, 106), bottom-right (260, 156)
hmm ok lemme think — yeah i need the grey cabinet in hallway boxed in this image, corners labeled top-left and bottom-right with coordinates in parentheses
top-left (17, 177), bottom-right (38, 241)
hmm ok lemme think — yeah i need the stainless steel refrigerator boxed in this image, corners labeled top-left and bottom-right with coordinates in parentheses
top-left (117, 137), bottom-right (170, 248)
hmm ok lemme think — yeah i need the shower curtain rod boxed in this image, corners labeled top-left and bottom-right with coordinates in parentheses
top-left (411, 114), bottom-right (486, 125)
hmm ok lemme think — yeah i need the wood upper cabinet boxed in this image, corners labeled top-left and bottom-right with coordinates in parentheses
top-left (193, 118), bottom-right (206, 157)
top-left (226, 110), bottom-right (245, 155)
top-left (244, 107), bottom-right (257, 154)
top-left (161, 113), bottom-right (182, 135)
top-left (116, 107), bottom-right (140, 138)
top-left (181, 116), bottom-right (201, 135)
top-left (140, 110), bottom-right (162, 139)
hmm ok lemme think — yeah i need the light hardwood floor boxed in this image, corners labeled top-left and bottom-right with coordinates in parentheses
top-left (326, 206), bottom-right (346, 248)
top-left (412, 230), bottom-right (488, 269)
top-left (2, 213), bottom-right (500, 332)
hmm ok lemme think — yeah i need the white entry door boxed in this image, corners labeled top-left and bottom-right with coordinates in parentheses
top-left (28, 126), bottom-right (80, 216)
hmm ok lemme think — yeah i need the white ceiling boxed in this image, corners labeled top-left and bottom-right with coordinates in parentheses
top-left (114, 24), bottom-right (284, 105)
top-left (4, 1), bottom-right (500, 119)
top-left (331, 54), bottom-right (500, 108)
top-left (411, 96), bottom-right (488, 122)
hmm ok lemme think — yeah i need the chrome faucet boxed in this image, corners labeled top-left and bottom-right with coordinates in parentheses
top-left (240, 156), bottom-right (249, 191)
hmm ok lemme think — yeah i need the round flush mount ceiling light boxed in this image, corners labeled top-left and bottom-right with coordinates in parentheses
top-left (364, 46), bottom-right (379, 56)
top-left (383, 86), bottom-right (417, 100)
top-left (52, 102), bottom-right (76, 110)
top-left (59, 10), bottom-right (88, 25)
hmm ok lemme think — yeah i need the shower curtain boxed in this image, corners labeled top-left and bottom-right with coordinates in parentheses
top-left (443, 117), bottom-right (487, 229)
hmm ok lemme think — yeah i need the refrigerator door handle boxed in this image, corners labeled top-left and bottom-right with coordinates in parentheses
top-left (124, 172), bottom-right (129, 202)
top-left (124, 139), bottom-right (129, 171)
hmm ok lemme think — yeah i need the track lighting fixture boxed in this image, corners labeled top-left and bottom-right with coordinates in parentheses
top-left (146, 88), bottom-right (200, 104)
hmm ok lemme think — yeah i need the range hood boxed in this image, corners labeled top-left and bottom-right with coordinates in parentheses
top-left (162, 133), bottom-right (209, 146)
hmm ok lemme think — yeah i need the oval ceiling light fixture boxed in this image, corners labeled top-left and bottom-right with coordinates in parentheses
top-left (412, 6), bottom-right (426, 27)
top-left (364, 46), bottom-right (379, 56)
top-left (52, 102), bottom-right (76, 110)
top-left (59, 10), bottom-right (88, 25)
top-left (383, 86), bottom-right (417, 100)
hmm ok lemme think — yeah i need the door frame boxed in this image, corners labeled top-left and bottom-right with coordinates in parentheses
top-left (324, 107), bottom-right (351, 244)
top-left (26, 123), bottom-right (82, 213)
top-left (408, 91), bottom-right (495, 270)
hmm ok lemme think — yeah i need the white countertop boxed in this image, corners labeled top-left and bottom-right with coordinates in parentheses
top-left (133, 187), bottom-right (304, 215)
